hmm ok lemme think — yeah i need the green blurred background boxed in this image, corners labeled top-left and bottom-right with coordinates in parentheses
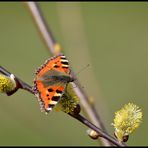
top-left (0, 2), bottom-right (148, 146)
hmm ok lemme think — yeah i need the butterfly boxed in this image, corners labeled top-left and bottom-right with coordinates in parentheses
top-left (33, 53), bottom-right (74, 113)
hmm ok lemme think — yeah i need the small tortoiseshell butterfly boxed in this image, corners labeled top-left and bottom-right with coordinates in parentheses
top-left (33, 53), bottom-right (74, 113)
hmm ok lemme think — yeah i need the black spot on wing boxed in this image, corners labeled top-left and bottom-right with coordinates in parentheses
top-left (54, 65), bottom-right (60, 68)
top-left (52, 96), bottom-right (60, 101)
top-left (48, 104), bottom-right (55, 108)
top-left (62, 66), bottom-right (68, 69)
top-left (56, 89), bottom-right (63, 94)
top-left (48, 88), bottom-right (53, 92)
top-left (61, 61), bottom-right (69, 65)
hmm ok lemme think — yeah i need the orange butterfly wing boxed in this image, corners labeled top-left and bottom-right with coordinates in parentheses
top-left (33, 53), bottom-right (70, 113)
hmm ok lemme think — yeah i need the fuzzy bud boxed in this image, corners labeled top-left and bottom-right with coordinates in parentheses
top-left (112, 103), bottom-right (143, 142)
top-left (0, 74), bottom-right (16, 94)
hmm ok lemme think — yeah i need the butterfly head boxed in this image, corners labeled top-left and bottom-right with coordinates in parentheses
top-left (70, 77), bottom-right (75, 82)
top-left (67, 75), bottom-right (75, 82)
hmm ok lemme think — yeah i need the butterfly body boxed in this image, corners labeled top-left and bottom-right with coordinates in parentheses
top-left (36, 69), bottom-right (74, 87)
top-left (33, 53), bottom-right (73, 113)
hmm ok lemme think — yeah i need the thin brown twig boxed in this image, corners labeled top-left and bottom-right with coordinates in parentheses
top-left (69, 113), bottom-right (125, 147)
top-left (25, 2), bottom-right (114, 146)
top-left (0, 66), bottom-right (125, 146)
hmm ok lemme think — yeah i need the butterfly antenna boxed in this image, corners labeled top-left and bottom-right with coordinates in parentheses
top-left (73, 64), bottom-right (90, 84)
top-left (70, 64), bottom-right (90, 90)
top-left (75, 64), bottom-right (90, 76)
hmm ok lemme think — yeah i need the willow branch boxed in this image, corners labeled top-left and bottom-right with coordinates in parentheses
top-left (24, 1), bottom-right (56, 54)
top-left (25, 2), bottom-right (113, 146)
top-left (69, 113), bottom-right (125, 147)
top-left (0, 66), bottom-right (125, 146)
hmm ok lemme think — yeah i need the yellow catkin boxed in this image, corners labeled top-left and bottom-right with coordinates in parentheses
top-left (0, 74), bottom-right (16, 93)
top-left (112, 103), bottom-right (143, 142)
top-left (54, 84), bottom-right (79, 113)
